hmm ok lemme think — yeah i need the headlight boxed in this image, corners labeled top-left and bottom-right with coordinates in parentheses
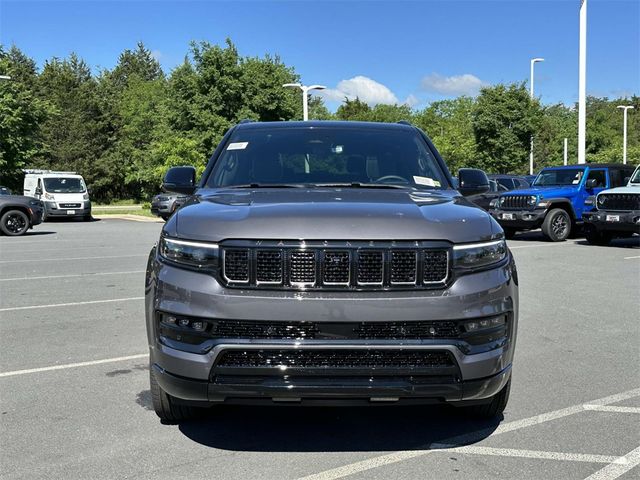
top-left (453, 239), bottom-right (507, 269)
top-left (83, 193), bottom-right (89, 200)
top-left (44, 192), bottom-right (55, 200)
top-left (527, 195), bottom-right (537, 206)
top-left (158, 236), bottom-right (219, 269)
top-left (489, 198), bottom-right (499, 208)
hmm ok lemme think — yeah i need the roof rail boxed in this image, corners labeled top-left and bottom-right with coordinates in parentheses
top-left (22, 169), bottom-right (78, 175)
top-left (238, 119), bottom-right (255, 124)
top-left (396, 120), bottom-right (413, 126)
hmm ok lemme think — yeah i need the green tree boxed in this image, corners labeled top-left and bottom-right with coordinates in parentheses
top-left (336, 97), bottom-right (371, 121)
top-left (472, 83), bottom-right (542, 173)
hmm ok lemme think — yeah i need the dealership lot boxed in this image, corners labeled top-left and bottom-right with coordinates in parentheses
top-left (0, 219), bottom-right (638, 480)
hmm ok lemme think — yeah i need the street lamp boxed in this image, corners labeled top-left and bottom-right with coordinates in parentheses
top-left (283, 82), bottom-right (326, 121)
top-left (617, 105), bottom-right (635, 165)
top-left (529, 58), bottom-right (544, 175)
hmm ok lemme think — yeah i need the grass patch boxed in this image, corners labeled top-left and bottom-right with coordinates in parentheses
top-left (92, 208), bottom-right (157, 218)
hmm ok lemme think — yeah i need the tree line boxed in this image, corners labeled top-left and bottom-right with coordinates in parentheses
top-left (1, 40), bottom-right (638, 202)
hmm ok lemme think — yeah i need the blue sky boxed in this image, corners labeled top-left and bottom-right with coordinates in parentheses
top-left (1, 0), bottom-right (638, 110)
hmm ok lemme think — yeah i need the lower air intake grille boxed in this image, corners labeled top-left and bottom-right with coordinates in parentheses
top-left (355, 321), bottom-right (459, 339)
top-left (217, 349), bottom-right (454, 369)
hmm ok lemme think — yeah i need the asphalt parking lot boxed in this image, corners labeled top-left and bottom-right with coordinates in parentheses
top-left (1, 219), bottom-right (639, 480)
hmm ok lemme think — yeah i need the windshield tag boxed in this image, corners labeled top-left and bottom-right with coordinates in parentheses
top-left (227, 142), bottom-right (248, 151)
top-left (413, 176), bottom-right (437, 187)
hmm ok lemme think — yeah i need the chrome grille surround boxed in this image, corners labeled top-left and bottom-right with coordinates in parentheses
top-left (221, 240), bottom-right (451, 291)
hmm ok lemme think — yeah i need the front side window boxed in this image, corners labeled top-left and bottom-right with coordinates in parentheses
top-left (629, 167), bottom-right (640, 184)
top-left (586, 169), bottom-right (607, 188)
top-left (206, 127), bottom-right (449, 190)
top-left (534, 169), bottom-right (585, 186)
top-left (43, 177), bottom-right (86, 193)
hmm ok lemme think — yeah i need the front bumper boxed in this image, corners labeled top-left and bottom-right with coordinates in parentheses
top-left (583, 210), bottom-right (640, 234)
top-left (44, 201), bottom-right (91, 218)
top-left (151, 201), bottom-right (174, 216)
top-left (146, 255), bottom-right (518, 405)
top-left (490, 209), bottom-right (546, 229)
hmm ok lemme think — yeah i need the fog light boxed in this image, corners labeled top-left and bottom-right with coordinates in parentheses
top-left (178, 318), bottom-right (190, 327)
top-left (465, 322), bottom-right (479, 332)
top-left (191, 321), bottom-right (206, 332)
top-left (164, 315), bottom-right (176, 324)
top-left (428, 326), bottom-right (436, 335)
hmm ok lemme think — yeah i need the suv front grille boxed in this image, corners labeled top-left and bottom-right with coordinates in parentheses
top-left (59, 203), bottom-right (81, 208)
top-left (598, 193), bottom-right (640, 211)
top-left (500, 195), bottom-right (530, 210)
top-left (216, 349), bottom-right (454, 369)
top-left (222, 242), bottom-right (450, 290)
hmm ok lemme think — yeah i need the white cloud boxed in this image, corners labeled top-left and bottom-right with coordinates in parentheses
top-left (318, 75), bottom-right (399, 106)
top-left (420, 73), bottom-right (486, 96)
top-left (403, 94), bottom-right (420, 108)
top-left (151, 50), bottom-right (163, 61)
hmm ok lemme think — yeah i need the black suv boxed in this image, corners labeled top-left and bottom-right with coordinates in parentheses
top-left (146, 121), bottom-right (518, 422)
top-left (0, 194), bottom-right (44, 236)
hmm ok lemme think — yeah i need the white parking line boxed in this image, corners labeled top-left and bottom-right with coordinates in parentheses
top-left (584, 445), bottom-right (640, 480)
top-left (623, 255), bottom-right (640, 259)
top-left (0, 270), bottom-right (144, 282)
top-left (0, 297), bottom-right (144, 312)
top-left (436, 446), bottom-right (627, 465)
top-left (509, 241), bottom-right (579, 250)
top-left (0, 354), bottom-right (148, 378)
top-left (298, 387), bottom-right (640, 480)
top-left (583, 405), bottom-right (640, 414)
top-left (0, 254), bottom-right (147, 264)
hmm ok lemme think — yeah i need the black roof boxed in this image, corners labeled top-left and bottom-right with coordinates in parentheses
top-left (234, 120), bottom-right (416, 131)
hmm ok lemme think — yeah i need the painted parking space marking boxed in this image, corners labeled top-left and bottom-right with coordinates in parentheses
top-left (0, 296), bottom-right (144, 312)
top-left (0, 270), bottom-right (144, 282)
top-left (0, 354), bottom-right (148, 378)
top-left (434, 446), bottom-right (627, 465)
top-left (583, 445), bottom-right (640, 480)
top-left (623, 255), bottom-right (640, 259)
top-left (298, 387), bottom-right (640, 480)
top-left (583, 404), bottom-right (640, 414)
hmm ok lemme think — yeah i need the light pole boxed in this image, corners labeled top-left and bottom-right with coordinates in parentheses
top-left (529, 58), bottom-right (544, 175)
top-left (578, 0), bottom-right (587, 164)
top-left (617, 105), bottom-right (635, 165)
top-left (0, 75), bottom-right (11, 81)
top-left (283, 83), bottom-right (326, 121)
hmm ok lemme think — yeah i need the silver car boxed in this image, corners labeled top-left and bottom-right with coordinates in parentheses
top-left (150, 194), bottom-right (187, 221)
top-left (145, 121), bottom-right (518, 422)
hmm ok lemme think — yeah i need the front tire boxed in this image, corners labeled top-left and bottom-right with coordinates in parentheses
top-left (0, 210), bottom-right (30, 236)
top-left (542, 208), bottom-right (571, 242)
top-left (462, 379), bottom-right (511, 419)
top-left (503, 228), bottom-right (517, 240)
top-left (150, 368), bottom-right (199, 423)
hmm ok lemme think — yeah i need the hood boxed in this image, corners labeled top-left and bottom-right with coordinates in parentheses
top-left (598, 185), bottom-right (640, 195)
top-left (165, 188), bottom-right (499, 243)
top-left (501, 185), bottom-right (578, 198)
top-left (1, 195), bottom-right (40, 205)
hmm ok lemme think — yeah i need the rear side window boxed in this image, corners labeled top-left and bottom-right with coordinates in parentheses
top-left (496, 178), bottom-right (514, 190)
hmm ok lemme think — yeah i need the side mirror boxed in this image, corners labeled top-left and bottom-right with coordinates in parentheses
top-left (623, 176), bottom-right (630, 185)
top-left (162, 166), bottom-right (197, 195)
top-left (458, 168), bottom-right (490, 196)
top-left (35, 187), bottom-right (42, 196)
top-left (585, 178), bottom-right (598, 189)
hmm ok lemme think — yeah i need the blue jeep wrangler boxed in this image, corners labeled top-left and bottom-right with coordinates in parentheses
top-left (491, 163), bottom-right (635, 241)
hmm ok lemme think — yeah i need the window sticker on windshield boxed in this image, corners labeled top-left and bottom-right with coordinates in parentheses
top-left (413, 176), bottom-right (439, 187)
top-left (332, 145), bottom-right (343, 154)
top-left (227, 142), bottom-right (248, 150)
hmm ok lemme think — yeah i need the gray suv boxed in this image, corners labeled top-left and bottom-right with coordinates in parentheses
top-left (145, 121), bottom-right (519, 422)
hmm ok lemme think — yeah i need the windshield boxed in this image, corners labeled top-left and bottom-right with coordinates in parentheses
top-left (206, 126), bottom-right (449, 190)
top-left (533, 168), bottom-right (585, 186)
top-left (43, 177), bottom-right (86, 193)
top-left (630, 167), bottom-right (640, 184)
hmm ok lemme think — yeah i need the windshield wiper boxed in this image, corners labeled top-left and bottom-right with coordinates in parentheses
top-left (224, 183), bottom-right (307, 189)
top-left (311, 182), bottom-right (414, 190)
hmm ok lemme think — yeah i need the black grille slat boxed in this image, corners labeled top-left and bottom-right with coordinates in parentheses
top-left (355, 321), bottom-right (459, 339)
top-left (217, 349), bottom-right (454, 369)
top-left (256, 250), bottom-right (283, 284)
top-left (502, 195), bottom-right (528, 210)
top-left (224, 249), bottom-right (250, 282)
top-left (212, 320), bottom-right (318, 339)
top-left (423, 250), bottom-right (448, 283)
top-left (323, 251), bottom-right (350, 285)
top-left (357, 251), bottom-right (384, 285)
top-left (598, 193), bottom-right (640, 211)
top-left (290, 251), bottom-right (316, 285)
top-left (59, 203), bottom-right (81, 208)
top-left (390, 251), bottom-right (417, 284)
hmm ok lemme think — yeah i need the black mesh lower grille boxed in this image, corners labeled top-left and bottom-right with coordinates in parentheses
top-left (217, 349), bottom-right (454, 369)
top-left (355, 321), bottom-right (459, 339)
top-left (211, 320), bottom-right (319, 339)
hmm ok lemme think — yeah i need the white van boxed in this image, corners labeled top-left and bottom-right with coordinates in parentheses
top-left (23, 170), bottom-right (92, 221)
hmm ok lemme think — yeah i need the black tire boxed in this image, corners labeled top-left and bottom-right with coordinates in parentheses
top-left (585, 226), bottom-right (612, 246)
top-left (160, 215), bottom-right (170, 221)
top-left (149, 368), bottom-right (198, 423)
top-left (461, 379), bottom-right (511, 419)
top-left (0, 210), bottom-right (30, 236)
top-left (83, 214), bottom-right (92, 222)
top-left (541, 208), bottom-right (571, 242)
top-left (503, 228), bottom-right (517, 240)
